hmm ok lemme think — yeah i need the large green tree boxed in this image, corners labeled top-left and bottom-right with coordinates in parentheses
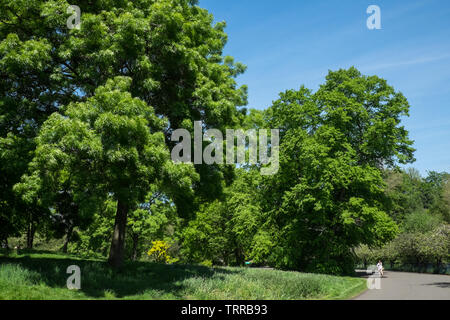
top-left (258, 67), bottom-right (414, 274)
top-left (1, 0), bottom-right (246, 264)
top-left (20, 77), bottom-right (173, 267)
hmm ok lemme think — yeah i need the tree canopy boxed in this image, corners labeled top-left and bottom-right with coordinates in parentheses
top-left (1, 0), bottom-right (246, 267)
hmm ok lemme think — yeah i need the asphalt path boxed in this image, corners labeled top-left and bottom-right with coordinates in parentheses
top-left (354, 270), bottom-right (450, 300)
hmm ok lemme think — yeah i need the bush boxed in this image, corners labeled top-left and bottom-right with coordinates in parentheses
top-left (403, 210), bottom-right (443, 233)
top-left (355, 245), bottom-right (376, 268)
top-left (356, 224), bottom-right (450, 273)
top-left (382, 225), bottom-right (450, 269)
top-left (416, 225), bottom-right (450, 266)
top-left (147, 241), bottom-right (172, 264)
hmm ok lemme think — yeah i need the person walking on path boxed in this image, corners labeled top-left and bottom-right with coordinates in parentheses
top-left (377, 260), bottom-right (384, 277)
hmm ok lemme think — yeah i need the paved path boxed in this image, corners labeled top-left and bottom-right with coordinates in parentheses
top-left (354, 270), bottom-right (450, 300)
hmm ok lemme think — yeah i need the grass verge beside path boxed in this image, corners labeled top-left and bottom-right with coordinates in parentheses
top-left (0, 251), bottom-right (366, 300)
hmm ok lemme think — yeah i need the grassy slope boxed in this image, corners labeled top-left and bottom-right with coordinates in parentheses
top-left (0, 251), bottom-right (366, 300)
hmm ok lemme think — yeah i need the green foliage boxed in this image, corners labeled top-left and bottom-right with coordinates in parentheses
top-left (384, 169), bottom-right (450, 224)
top-left (180, 169), bottom-right (264, 266)
top-left (0, 0), bottom-right (244, 266)
top-left (356, 224), bottom-right (450, 270)
top-left (402, 210), bottom-right (443, 233)
top-left (181, 200), bottom-right (231, 264)
top-left (363, 169), bottom-right (450, 273)
top-left (394, 226), bottom-right (450, 266)
top-left (70, 198), bottom-right (116, 258)
top-left (383, 169), bottom-right (424, 222)
top-left (416, 225), bottom-right (450, 265)
top-left (178, 68), bottom-right (420, 275)
top-left (257, 68), bottom-right (409, 274)
top-left (69, 192), bottom-right (182, 261)
top-left (442, 179), bottom-right (450, 223)
top-left (180, 68), bottom-right (418, 275)
top-left (429, 174), bottom-right (450, 223)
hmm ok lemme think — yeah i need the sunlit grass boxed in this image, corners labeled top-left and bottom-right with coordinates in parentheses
top-left (0, 251), bottom-right (366, 300)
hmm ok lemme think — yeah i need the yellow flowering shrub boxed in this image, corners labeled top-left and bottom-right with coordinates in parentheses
top-left (147, 240), bottom-right (172, 263)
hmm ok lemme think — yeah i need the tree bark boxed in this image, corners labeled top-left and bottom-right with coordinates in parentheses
top-left (26, 216), bottom-right (35, 249)
top-left (234, 247), bottom-right (244, 266)
top-left (108, 199), bottom-right (129, 268)
top-left (62, 225), bottom-right (74, 253)
top-left (131, 234), bottom-right (139, 261)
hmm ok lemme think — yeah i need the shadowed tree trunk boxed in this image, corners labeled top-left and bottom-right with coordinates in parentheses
top-left (26, 212), bottom-right (36, 249)
top-left (108, 199), bottom-right (129, 268)
top-left (131, 233), bottom-right (139, 261)
top-left (234, 247), bottom-right (245, 266)
top-left (26, 227), bottom-right (35, 249)
top-left (62, 225), bottom-right (74, 253)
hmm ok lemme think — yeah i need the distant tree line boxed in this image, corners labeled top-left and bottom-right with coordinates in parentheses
top-left (356, 169), bottom-right (450, 272)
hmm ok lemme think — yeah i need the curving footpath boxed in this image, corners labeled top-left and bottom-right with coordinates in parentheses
top-left (354, 270), bottom-right (450, 300)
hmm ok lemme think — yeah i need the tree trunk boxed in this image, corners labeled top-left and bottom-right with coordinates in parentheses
top-left (234, 247), bottom-right (244, 266)
top-left (131, 234), bottom-right (139, 261)
top-left (62, 225), bottom-right (74, 253)
top-left (26, 217), bottom-right (35, 249)
top-left (108, 199), bottom-right (129, 268)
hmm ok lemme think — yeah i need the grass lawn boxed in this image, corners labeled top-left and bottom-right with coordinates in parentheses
top-left (0, 250), bottom-right (366, 300)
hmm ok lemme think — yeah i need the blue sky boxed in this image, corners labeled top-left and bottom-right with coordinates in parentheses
top-left (200, 0), bottom-right (450, 175)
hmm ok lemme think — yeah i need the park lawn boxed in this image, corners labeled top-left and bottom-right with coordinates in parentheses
top-left (0, 251), bottom-right (366, 300)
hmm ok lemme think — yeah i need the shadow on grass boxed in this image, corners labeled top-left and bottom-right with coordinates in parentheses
top-left (0, 251), bottom-right (237, 299)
